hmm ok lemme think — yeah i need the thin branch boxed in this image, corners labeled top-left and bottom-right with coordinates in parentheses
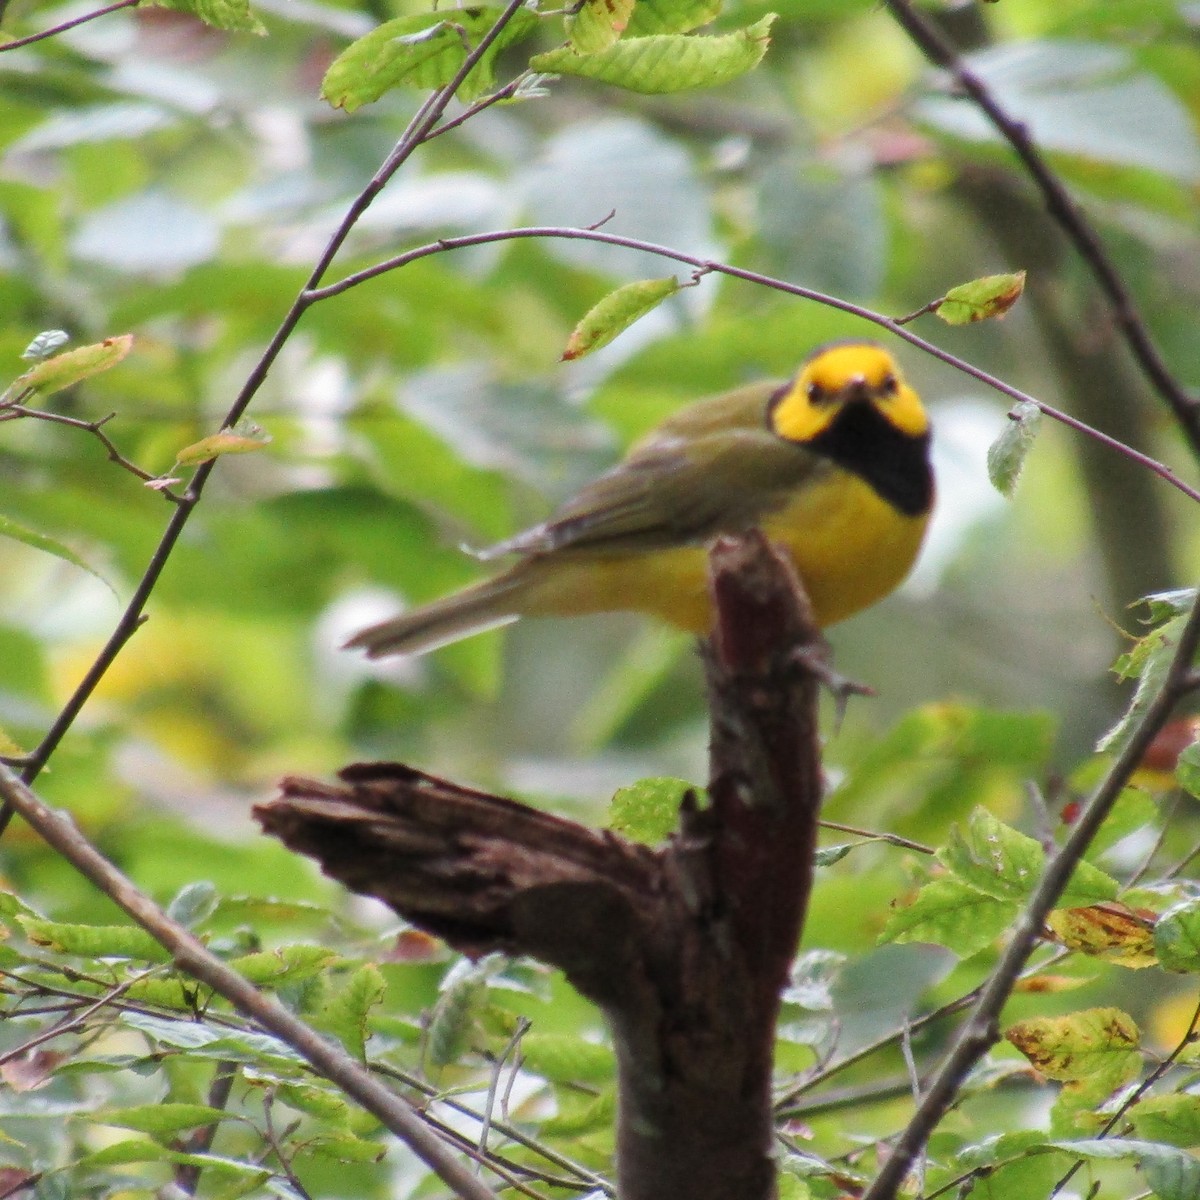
top-left (860, 592), bottom-right (1200, 1200)
top-left (0, 0), bottom-right (531, 835)
top-left (0, 762), bottom-right (497, 1200)
top-left (1048, 992), bottom-right (1200, 1198)
top-left (0, 970), bottom-right (150, 1066)
top-left (0, 406), bottom-right (182, 499)
top-left (175, 1060), bottom-right (239, 1195)
top-left (883, 0), bottom-right (1200, 458)
top-left (817, 820), bottom-right (934, 855)
top-left (304, 224), bottom-right (1200, 508)
top-left (0, 0), bottom-right (139, 52)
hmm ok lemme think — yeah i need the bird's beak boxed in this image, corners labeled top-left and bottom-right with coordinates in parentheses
top-left (841, 374), bottom-right (872, 404)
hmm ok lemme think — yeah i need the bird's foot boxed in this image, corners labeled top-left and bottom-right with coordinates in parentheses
top-left (786, 640), bottom-right (875, 732)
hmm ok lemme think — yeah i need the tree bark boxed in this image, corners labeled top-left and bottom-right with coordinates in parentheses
top-left (255, 531), bottom-right (825, 1200)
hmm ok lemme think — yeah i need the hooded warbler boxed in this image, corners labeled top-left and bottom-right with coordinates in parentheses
top-left (346, 341), bottom-right (933, 658)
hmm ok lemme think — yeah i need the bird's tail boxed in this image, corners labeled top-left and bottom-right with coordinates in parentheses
top-left (343, 573), bottom-right (527, 658)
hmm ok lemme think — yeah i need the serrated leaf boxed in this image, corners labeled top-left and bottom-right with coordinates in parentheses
top-left (321, 8), bottom-right (538, 111)
top-left (319, 963), bottom-right (386, 1060)
top-left (1154, 898), bottom-right (1200, 972)
top-left (79, 1138), bottom-right (272, 1181)
top-left (938, 808), bottom-right (1118, 906)
top-left (521, 1033), bottom-right (615, 1083)
top-left (987, 401), bottom-right (1042, 498)
top-left (225, 944), bottom-right (341, 987)
top-left (1046, 904), bottom-right (1158, 968)
top-left (0, 513), bottom-right (117, 597)
top-left (1176, 739), bottom-right (1200, 798)
top-left (1100, 600), bottom-right (1193, 756)
top-left (1047, 1139), bottom-right (1200, 1200)
top-left (1006, 1008), bottom-right (1140, 1090)
top-left (1130, 1094), bottom-right (1200, 1148)
top-left (175, 419), bottom-right (271, 467)
top-left (97, 1103), bottom-right (233, 1136)
top-left (21, 330), bottom-right (69, 360)
top-left (880, 877), bottom-right (1016, 957)
top-left (167, 881), bottom-right (218, 929)
top-left (568, 0), bottom-right (635, 52)
top-left (531, 15), bottom-right (776, 95)
top-left (308, 1133), bottom-right (387, 1163)
top-left (608, 776), bottom-right (692, 844)
top-left (150, 0), bottom-right (265, 33)
top-left (5, 334), bottom-right (133, 402)
top-left (427, 958), bottom-right (495, 1067)
top-left (562, 277), bottom-right (680, 361)
top-left (625, 0), bottom-right (721, 35)
top-left (936, 271), bottom-right (1025, 325)
top-left (17, 918), bottom-right (170, 963)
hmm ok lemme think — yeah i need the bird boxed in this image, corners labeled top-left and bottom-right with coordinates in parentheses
top-left (345, 341), bottom-right (934, 658)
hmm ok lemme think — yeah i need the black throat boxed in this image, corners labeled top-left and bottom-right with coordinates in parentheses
top-left (806, 402), bottom-right (934, 517)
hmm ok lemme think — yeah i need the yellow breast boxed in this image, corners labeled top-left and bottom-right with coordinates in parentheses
top-left (521, 470), bottom-right (928, 632)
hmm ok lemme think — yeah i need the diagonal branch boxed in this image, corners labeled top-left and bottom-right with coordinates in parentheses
top-left (883, 0), bottom-right (1200, 457)
top-left (860, 589), bottom-right (1200, 1200)
top-left (0, 761), bottom-right (498, 1200)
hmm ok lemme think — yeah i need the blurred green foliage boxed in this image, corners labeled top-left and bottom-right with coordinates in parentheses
top-left (2, 0), bottom-right (1200, 1195)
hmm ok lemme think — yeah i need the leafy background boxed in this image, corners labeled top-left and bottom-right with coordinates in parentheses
top-left (2, 0), bottom-right (1200, 1196)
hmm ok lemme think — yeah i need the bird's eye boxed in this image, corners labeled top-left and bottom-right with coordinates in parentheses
top-left (806, 381), bottom-right (826, 404)
top-left (880, 373), bottom-right (898, 396)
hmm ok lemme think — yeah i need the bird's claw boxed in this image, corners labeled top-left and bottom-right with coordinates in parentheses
top-left (786, 642), bottom-right (875, 733)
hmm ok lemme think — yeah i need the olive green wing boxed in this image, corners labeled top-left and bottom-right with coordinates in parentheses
top-left (481, 380), bottom-right (828, 559)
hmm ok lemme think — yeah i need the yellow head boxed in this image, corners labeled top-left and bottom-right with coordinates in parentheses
top-left (768, 342), bottom-right (928, 444)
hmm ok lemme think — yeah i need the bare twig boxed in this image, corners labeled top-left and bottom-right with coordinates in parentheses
top-left (883, 0), bottom-right (1200, 457)
top-left (0, 0), bottom-right (139, 52)
top-left (304, 225), bottom-right (1200, 508)
top-left (860, 592), bottom-right (1200, 1200)
top-left (0, 406), bottom-right (182, 499)
top-left (817, 820), bottom-right (934, 855)
top-left (0, 0), bottom-right (531, 836)
top-left (0, 762), bottom-right (498, 1200)
top-left (175, 1060), bottom-right (239, 1195)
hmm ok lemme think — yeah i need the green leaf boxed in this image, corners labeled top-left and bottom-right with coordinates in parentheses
top-left (879, 877), bottom-right (1017, 957)
top-left (1100, 603), bottom-right (1190, 756)
top-left (21, 330), bottom-right (69, 360)
top-left (0, 513), bottom-right (116, 597)
top-left (307, 1132), bottom-right (387, 1163)
top-left (521, 1033), bottom-right (616, 1083)
top-left (318, 963), bottom-right (387, 1060)
top-left (321, 8), bottom-right (539, 111)
top-left (1006, 1007), bottom-right (1141, 1089)
top-left (562, 277), bottom-right (681, 361)
top-left (1154, 898), bottom-right (1200, 972)
top-left (531, 15), bottom-right (776, 95)
top-left (427, 956), bottom-right (499, 1067)
top-left (149, 0), bottom-right (265, 33)
top-left (4, 334), bottom-right (133, 402)
top-left (97, 1103), bottom-right (234, 1136)
top-left (17, 918), bottom-right (171, 963)
top-left (987, 401), bottom-right (1042, 498)
top-left (936, 271), bottom-right (1026, 325)
top-left (166, 881), bottom-right (218, 929)
top-left (225, 943), bottom-right (341, 987)
top-left (938, 808), bottom-right (1118, 906)
top-left (608, 776), bottom-right (693, 844)
top-left (568, 0), bottom-right (636, 53)
top-left (1047, 1139), bottom-right (1200, 1200)
top-left (1176, 739), bottom-right (1200, 799)
top-left (625, 0), bottom-right (722, 36)
top-left (175, 418), bottom-right (271, 467)
top-left (1130, 1094), bottom-right (1200, 1148)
